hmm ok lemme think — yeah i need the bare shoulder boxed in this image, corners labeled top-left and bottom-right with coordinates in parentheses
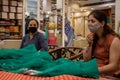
top-left (109, 37), bottom-right (120, 65)
top-left (112, 37), bottom-right (120, 46)
top-left (111, 37), bottom-right (120, 52)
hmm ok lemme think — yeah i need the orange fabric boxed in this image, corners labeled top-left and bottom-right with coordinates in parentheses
top-left (0, 71), bottom-right (96, 80)
top-left (93, 34), bottom-right (120, 76)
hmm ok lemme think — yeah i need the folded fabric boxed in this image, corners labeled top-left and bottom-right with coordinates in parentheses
top-left (35, 58), bottom-right (99, 78)
top-left (0, 44), bottom-right (52, 73)
top-left (0, 44), bottom-right (99, 78)
top-left (0, 44), bottom-right (37, 59)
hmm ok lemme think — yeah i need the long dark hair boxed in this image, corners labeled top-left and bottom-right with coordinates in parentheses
top-left (88, 10), bottom-right (119, 53)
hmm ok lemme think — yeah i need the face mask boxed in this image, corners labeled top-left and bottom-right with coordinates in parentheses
top-left (88, 24), bottom-right (101, 33)
top-left (29, 27), bottom-right (37, 33)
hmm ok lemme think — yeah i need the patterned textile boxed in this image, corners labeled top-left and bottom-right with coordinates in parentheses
top-left (48, 44), bottom-right (58, 51)
top-left (0, 71), bottom-right (96, 80)
top-left (49, 47), bottom-right (83, 61)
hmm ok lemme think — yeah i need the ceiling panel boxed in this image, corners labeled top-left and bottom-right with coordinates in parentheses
top-left (70, 0), bottom-right (115, 6)
top-left (69, 0), bottom-right (115, 11)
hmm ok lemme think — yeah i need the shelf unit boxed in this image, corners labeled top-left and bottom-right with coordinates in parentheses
top-left (0, 0), bottom-right (23, 40)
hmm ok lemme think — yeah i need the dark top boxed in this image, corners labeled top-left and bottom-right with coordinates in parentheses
top-left (20, 32), bottom-right (48, 51)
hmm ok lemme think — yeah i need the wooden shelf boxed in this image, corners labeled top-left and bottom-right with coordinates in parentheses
top-left (0, 32), bottom-right (20, 33)
top-left (0, 0), bottom-right (23, 40)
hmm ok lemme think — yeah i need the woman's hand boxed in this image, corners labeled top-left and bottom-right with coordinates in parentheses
top-left (86, 33), bottom-right (94, 46)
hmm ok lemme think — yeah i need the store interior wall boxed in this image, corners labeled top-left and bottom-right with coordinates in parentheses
top-left (72, 17), bottom-right (89, 48)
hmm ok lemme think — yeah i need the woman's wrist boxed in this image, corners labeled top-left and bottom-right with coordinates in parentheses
top-left (88, 43), bottom-right (92, 47)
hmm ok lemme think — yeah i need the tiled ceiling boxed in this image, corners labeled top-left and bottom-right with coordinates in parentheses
top-left (51, 0), bottom-right (56, 4)
top-left (41, 0), bottom-right (115, 12)
top-left (69, 0), bottom-right (115, 12)
top-left (50, 0), bottom-right (115, 8)
top-left (70, 0), bottom-right (115, 6)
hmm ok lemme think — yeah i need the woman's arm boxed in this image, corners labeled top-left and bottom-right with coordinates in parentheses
top-left (20, 36), bottom-right (25, 48)
top-left (38, 33), bottom-right (48, 51)
top-left (99, 37), bottom-right (120, 73)
top-left (83, 44), bottom-right (92, 61)
top-left (83, 33), bottom-right (94, 61)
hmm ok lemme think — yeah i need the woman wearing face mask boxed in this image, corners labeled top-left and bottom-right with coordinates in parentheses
top-left (83, 10), bottom-right (120, 77)
top-left (20, 19), bottom-right (48, 51)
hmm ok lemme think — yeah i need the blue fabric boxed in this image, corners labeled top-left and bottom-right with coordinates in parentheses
top-left (65, 22), bottom-right (73, 46)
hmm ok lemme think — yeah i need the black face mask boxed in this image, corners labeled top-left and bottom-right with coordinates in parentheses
top-left (29, 27), bottom-right (37, 33)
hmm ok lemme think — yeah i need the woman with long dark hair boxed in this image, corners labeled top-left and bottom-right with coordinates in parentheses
top-left (83, 10), bottom-right (120, 76)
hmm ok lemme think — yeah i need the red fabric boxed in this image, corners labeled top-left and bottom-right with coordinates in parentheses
top-left (48, 36), bottom-right (57, 45)
top-left (48, 32), bottom-right (57, 45)
top-left (0, 71), bottom-right (95, 80)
